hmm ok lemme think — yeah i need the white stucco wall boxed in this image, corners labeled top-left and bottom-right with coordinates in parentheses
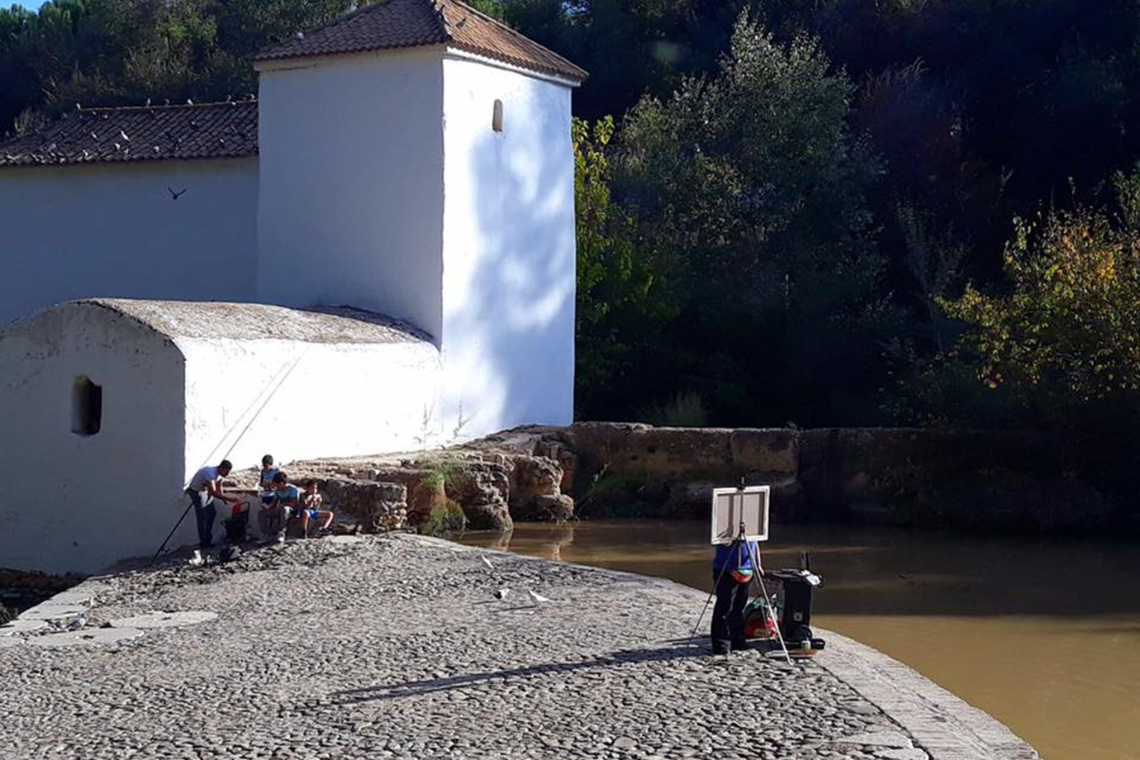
top-left (256, 49), bottom-right (446, 340)
top-left (178, 337), bottom-right (442, 477)
top-left (439, 53), bottom-right (577, 438)
top-left (0, 305), bottom-right (188, 573)
top-left (0, 159), bottom-right (259, 327)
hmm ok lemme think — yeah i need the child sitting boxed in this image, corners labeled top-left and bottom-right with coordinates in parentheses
top-left (300, 480), bottom-right (335, 537)
top-left (260, 471), bottom-right (300, 543)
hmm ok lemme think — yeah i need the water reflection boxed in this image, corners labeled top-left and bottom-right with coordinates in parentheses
top-left (459, 520), bottom-right (1140, 760)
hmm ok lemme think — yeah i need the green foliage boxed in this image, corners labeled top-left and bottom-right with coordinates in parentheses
top-left (600, 15), bottom-right (898, 425)
top-left (942, 167), bottom-right (1140, 413)
top-left (573, 115), bottom-right (670, 409)
top-left (638, 391), bottom-right (708, 428)
top-left (418, 458), bottom-right (464, 492)
top-left (419, 500), bottom-right (467, 537)
top-left (0, 0), bottom-right (365, 130)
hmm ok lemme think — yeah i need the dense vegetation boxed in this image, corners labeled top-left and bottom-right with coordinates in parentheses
top-left (5, 0), bottom-right (1140, 444)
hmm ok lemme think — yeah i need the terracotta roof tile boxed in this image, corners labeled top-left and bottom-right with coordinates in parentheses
top-left (256, 0), bottom-right (586, 83)
top-left (0, 101), bottom-right (258, 169)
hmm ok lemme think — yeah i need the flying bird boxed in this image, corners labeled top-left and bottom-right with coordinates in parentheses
top-left (480, 556), bottom-right (494, 570)
top-left (168, 186), bottom-right (188, 200)
top-left (527, 590), bottom-right (551, 606)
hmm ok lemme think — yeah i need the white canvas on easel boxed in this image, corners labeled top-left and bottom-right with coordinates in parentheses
top-left (710, 486), bottom-right (770, 545)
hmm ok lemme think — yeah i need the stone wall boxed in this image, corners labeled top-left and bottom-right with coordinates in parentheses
top-left (228, 421), bottom-right (1130, 535)
top-left (239, 447), bottom-right (576, 534)
top-left (483, 423), bottom-right (1127, 534)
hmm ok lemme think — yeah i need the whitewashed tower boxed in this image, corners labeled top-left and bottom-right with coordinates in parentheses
top-left (254, 0), bottom-right (586, 438)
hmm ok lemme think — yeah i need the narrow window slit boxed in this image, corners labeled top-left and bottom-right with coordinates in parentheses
top-left (72, 375), bottom-right (102, 436)
top-left (492, 99), bottom-right (504, 133)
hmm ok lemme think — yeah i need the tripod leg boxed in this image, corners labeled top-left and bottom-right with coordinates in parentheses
top-left (689, 540), bottom-right (737, 649)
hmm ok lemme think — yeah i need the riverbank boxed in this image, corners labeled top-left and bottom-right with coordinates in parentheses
top-left (0, 534), bottom-right (1037, 760)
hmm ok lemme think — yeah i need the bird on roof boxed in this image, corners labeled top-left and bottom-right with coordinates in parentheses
top-left (186, 98), bottom-right (194, 105)
top-left (119, 130), bottom-right (130, 142)
top-left (480, 556), bottom-right (494, 570)
top-left (527, 590), bottom-right (551, 606)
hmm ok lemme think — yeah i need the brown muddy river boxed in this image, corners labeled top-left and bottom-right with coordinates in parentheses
top-left (459, 520), bottom-right (1140, 760)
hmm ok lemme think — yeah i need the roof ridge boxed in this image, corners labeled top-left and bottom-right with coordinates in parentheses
top-left (256, 0), bottom-right (448, 61)
top-left (442, 0), bottom-right (532, 49)
top-left (77, 100), bottom-right (256, 114)
top-left (253, 0), bottom-right (585, 81)
top-left (439, 0), bottom-right (586, 81)
top-left (432, 0), bottom-right (453, 37)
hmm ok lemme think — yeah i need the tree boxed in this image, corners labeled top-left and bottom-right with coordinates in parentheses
top-left (573, 116), bottom-right (668, 415)
top-left (942, 168), bottom-right (1140, 409)
top-left (609, 14), bottom-right (897, 424)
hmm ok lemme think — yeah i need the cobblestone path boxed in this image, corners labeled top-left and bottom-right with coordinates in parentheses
top-left (0, 535), bottom-right (1028, 760)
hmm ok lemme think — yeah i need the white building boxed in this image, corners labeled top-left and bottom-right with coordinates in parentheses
top-left (0, 0), bottom-right (586, 572)
top-left (0, 300), bottom-right (440, 573)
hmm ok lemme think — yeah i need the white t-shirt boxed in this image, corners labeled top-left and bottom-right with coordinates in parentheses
top-left (189, 466), bottom-right (221, 492)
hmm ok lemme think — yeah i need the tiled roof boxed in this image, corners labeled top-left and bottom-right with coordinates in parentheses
top-left (0, 101), bottom-right (258, 169)
top-left (256, 0), bottom-right (587, 83)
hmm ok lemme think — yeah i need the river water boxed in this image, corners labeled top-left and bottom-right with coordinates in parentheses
top-left (459, 520), bottom-right (1140, 760)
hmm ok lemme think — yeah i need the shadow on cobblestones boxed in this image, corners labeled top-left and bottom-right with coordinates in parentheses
top-left (333, 645), bottom-right (705, 704)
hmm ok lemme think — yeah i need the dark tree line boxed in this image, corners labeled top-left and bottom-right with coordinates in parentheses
top-left (6, 0), bottom-right (1140, 439)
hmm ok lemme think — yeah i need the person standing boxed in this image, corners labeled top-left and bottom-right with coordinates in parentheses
top-left (186, 460), bottom-right (238, 549)
top-left (710, 539), bottom-right (758, 655)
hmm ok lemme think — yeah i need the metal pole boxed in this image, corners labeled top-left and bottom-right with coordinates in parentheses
top-left (150, 503), bottom-right (193, 566)
top-left (148, 349), bottom-right (308, 565)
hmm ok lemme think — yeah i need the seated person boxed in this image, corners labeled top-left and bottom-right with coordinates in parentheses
top-left (258, 454), bottom-right (279, 508)
top-left (259, 471), bottom-right (301, 543)
top-left (300, 480), bottom-right (335, 537)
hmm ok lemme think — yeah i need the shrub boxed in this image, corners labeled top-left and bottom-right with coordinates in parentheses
top-left (638, 391), bottom-right (708, 427)
top-left (419, 499), bottom-right (467, 537)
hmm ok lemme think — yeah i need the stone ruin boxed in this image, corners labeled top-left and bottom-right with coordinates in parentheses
top-left (229, 432), bottom-right (578, 534)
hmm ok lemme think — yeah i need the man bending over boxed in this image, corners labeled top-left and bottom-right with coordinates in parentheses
top-left (187, 460), bottom-right (238, 550)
